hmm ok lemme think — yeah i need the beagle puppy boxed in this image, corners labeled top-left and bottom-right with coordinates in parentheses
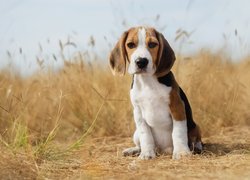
top-left (109, 26), bottom-right (202, 160)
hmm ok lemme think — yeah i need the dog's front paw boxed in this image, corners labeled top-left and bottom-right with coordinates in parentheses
top-left (139, 150), bottom-right (156, 160)
top-left (172, 147), bottom-right (191, 160)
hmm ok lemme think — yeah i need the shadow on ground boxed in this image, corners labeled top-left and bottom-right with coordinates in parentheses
top-left (203, 143), bottom-right (250, 156)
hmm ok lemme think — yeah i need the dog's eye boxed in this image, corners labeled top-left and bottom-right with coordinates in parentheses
top-left (127, 42), bottom-right (136, 49)
top-left (148, 42), bottom-right (158, 48)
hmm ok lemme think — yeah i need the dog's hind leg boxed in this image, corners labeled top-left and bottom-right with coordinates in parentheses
top-left (123, 147), bottom-right (141, 156)
top-left (123, 130), bottom-right (141, 157)
top-left (188, 125), bottom-right (203, 154)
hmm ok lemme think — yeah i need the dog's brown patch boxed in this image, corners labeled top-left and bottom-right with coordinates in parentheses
top-left (169, 75), bottom-right (186, 121)
top-left (188, 125), bottom-right (202, 142)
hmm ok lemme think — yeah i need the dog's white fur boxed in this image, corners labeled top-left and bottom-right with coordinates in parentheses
top-left (123, 28), bottom-right (191, 159)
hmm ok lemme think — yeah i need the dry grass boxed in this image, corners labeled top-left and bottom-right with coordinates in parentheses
top-left (0, 51), bottom-right (250, 179)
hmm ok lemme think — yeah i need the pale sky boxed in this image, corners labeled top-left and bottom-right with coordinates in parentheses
top-left (0, 0), bottom-right (250, 75)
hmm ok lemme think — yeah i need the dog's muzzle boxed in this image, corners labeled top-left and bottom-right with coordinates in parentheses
top-left (135, 58), bottom-right (148, 69)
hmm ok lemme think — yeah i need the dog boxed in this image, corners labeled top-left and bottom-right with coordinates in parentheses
top-left (109, 26), bottom-right (202, 160)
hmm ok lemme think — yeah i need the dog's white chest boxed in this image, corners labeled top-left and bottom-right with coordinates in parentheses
top-left (130, 75), bottom-right (172, 128)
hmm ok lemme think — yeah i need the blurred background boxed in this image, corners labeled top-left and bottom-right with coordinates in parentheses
top-left (1, 0), bottom-right (250, 76)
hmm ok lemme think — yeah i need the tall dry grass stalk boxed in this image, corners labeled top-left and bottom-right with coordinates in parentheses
top-left (0, 51), bottom-right (249, 154)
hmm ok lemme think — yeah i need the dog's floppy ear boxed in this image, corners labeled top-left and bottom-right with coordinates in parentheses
top-left (109, 31), bottom-right (128, 75)
top-left (155, 30), bottom-right (176, 77)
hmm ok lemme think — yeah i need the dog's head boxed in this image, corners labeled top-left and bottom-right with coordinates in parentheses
top-left (109, 27), bottom-right (175, 77)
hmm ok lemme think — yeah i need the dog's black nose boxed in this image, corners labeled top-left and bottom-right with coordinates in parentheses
top-left (136, 58), bottom-right (148, 69)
